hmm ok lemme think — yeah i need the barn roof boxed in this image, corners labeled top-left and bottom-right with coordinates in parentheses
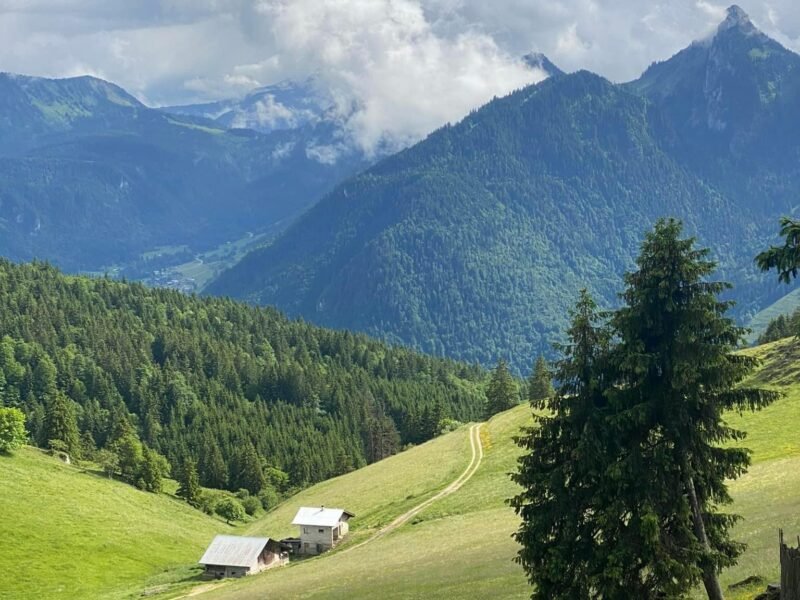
top-left (291, 506), bottom-right (355, 527)
top-left (198, 535), bottom-right (270, 567)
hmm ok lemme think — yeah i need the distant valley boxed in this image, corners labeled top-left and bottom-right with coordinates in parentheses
top-left (0, 72), bottom-right (368, 285)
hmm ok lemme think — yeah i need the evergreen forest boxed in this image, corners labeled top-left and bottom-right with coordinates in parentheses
top-left (0, 260), bottom-right (485, 495)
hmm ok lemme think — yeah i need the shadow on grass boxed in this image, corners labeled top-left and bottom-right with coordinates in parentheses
top-left (753, 338), bottom-right (800, 386)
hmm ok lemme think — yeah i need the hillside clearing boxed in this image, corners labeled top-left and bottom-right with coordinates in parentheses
top-left (0, 448), bottom-right (225, 600)
top-left (243, 422), bottom-right (474, 543)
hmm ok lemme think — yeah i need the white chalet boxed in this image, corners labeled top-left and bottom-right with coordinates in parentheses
top-left (291, 506), bottom-right (354, 555)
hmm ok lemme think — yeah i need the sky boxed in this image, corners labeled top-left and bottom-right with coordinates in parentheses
top-left (2, 0), bottom-right (799, 153)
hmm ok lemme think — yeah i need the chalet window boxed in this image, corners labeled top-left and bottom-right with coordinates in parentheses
top-left (318, 528), bottom-right (325, 533)
top-left (303, 527), bottom-right (309, 534)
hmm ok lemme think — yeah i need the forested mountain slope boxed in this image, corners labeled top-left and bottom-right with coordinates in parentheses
top-left (209, 7), bottom-right (796, 371)
top-left (0, 73), bottom-right (364, 272)
top-left (0, 260), bottom-right (484, 492)
top-left (209, 6), bottom-right (793, 370)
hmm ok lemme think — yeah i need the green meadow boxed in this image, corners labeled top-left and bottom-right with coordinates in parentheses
top-left (0, 448), bottom-right (225, 599)
top-left (2, 337), bottom-right (800, 600)
top-left (201, 338), bottom-right (800, 600)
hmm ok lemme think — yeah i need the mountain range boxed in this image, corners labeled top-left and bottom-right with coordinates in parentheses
top-left (0, 49), bottom-right (557, 280)
top-left (209, 6), bottom-right (799, 371)
top-left (0, 73), bottom-right (365, 273)
top-left (163, 77), bottom-right (326, 134)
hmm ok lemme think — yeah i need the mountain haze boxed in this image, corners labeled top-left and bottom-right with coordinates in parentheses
top-left (209, 6), bottom-right (795, 370)
top-left (162, 77), bottom-right (324, 134)
top-left (0, 73), bottom-right (364, 272)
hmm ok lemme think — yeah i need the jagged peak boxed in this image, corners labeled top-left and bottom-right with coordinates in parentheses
top-left (717, 5), bottom-right (758, 35)
top-left (522, 52), bottom-right (564, 77)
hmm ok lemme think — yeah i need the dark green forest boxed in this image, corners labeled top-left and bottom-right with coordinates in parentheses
top-left (757, 307), bottom-right (800, 344)
top-left (0, 260), bottom-right (485, 493)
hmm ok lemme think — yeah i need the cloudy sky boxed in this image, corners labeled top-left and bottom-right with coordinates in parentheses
top-left (2, 1), bottom-right (799, 152)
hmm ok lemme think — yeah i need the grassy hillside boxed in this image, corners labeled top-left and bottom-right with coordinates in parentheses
top-left (0, 420), bottom-right (479, 600)
top-left (4, 338), bottom-right (798, 600)
top-left (0, 448), bottom-right (226, 600)
top-left (193, 339), bottom-right (800, 600)
top-left (244, 422), bottom-right (473, 542)
top-left (745, 287), bottom-right (800, 344)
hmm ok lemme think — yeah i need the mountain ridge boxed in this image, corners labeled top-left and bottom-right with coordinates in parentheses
top-left (208, 6), bottom-right (796, 371)
top-left (0, 72), bottom-right (366, 272)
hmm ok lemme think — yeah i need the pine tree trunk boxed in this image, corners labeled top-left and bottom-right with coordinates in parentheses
top-left (780, 530), bottom-right (800, 600)
top-left (685, 474), bottom-right (725, 600)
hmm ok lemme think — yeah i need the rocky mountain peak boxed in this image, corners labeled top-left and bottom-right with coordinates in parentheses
top-left (717, 5), bottom-right (757, 35)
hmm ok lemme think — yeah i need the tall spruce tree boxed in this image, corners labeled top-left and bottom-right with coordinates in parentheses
top-left (485, 359), bottom-right (518, 418)
top-left (43, 391), bottom-right (80, 459)
top-left (512, 221), bottom-right (781, 600)
top-left (609, 219), bottom-right (779, 599)
top-left (510, 290), bottom-right (615, 599)
top-left (527, 355), bottom-right (554, 408)
top-left (177, 459), bottom-right (201, 506)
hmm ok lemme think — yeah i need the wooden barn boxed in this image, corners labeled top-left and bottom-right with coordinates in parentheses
top-left (198, 535), bottom-right (288, 578)
top-left (291, 506), bottom-right (354, 555)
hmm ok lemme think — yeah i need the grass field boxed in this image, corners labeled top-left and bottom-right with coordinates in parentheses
top-left (195, 338), bottom-right (800, 600)
top-left (0, 448), bottom-right (228, 600)
top-left (3, 338), bottom-right (799, 600)
top-left (243, 421), bottom-right (473, 542)
top-left (0, 421), bottom-right (475, 600)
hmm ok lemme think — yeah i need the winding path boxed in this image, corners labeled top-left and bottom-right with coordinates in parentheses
top-left (176, 423), bottom-right (484, 598)
top-left (339, 422), bottom-right (484, 554)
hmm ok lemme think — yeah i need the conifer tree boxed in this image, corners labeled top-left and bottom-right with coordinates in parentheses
top-left (527, 355), bottom-right (554, 408)
top-left (756, 217), bottom-right (800, 283)
top-left (510, 290), bottom-right (614, 599)
top-left (44, 391), bottom-right (80, 459)
top-left (199, 439), bottom-right (228, 490)
top-left (758, 217), bottom-right (800, 338)
top-left (233, 443), bottom-right (266, 495)
top-left (79, 430), bottom-right (96, 460)
top-left (610, 219), bottom-right (779, 599)
top-left (512, 221), bottom-right (780, 600)
top-left (177, 459), bottom-right (201, 506)
top-left (485, 359), bottom-right (518, 418)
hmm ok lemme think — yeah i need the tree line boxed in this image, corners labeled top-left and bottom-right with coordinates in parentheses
top-left (0, 259), bottom-right (485, 500)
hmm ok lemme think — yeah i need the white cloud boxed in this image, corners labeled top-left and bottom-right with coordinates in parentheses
top-left (1, 1), bottom-right (800, 152)
top-left (249, 0), bottom-right (540, 155)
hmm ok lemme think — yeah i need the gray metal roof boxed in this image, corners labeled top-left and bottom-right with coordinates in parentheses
top-left (198, 535), bottom-right (270, 567)
top-left (291, 506), bottom-right (354, 527)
